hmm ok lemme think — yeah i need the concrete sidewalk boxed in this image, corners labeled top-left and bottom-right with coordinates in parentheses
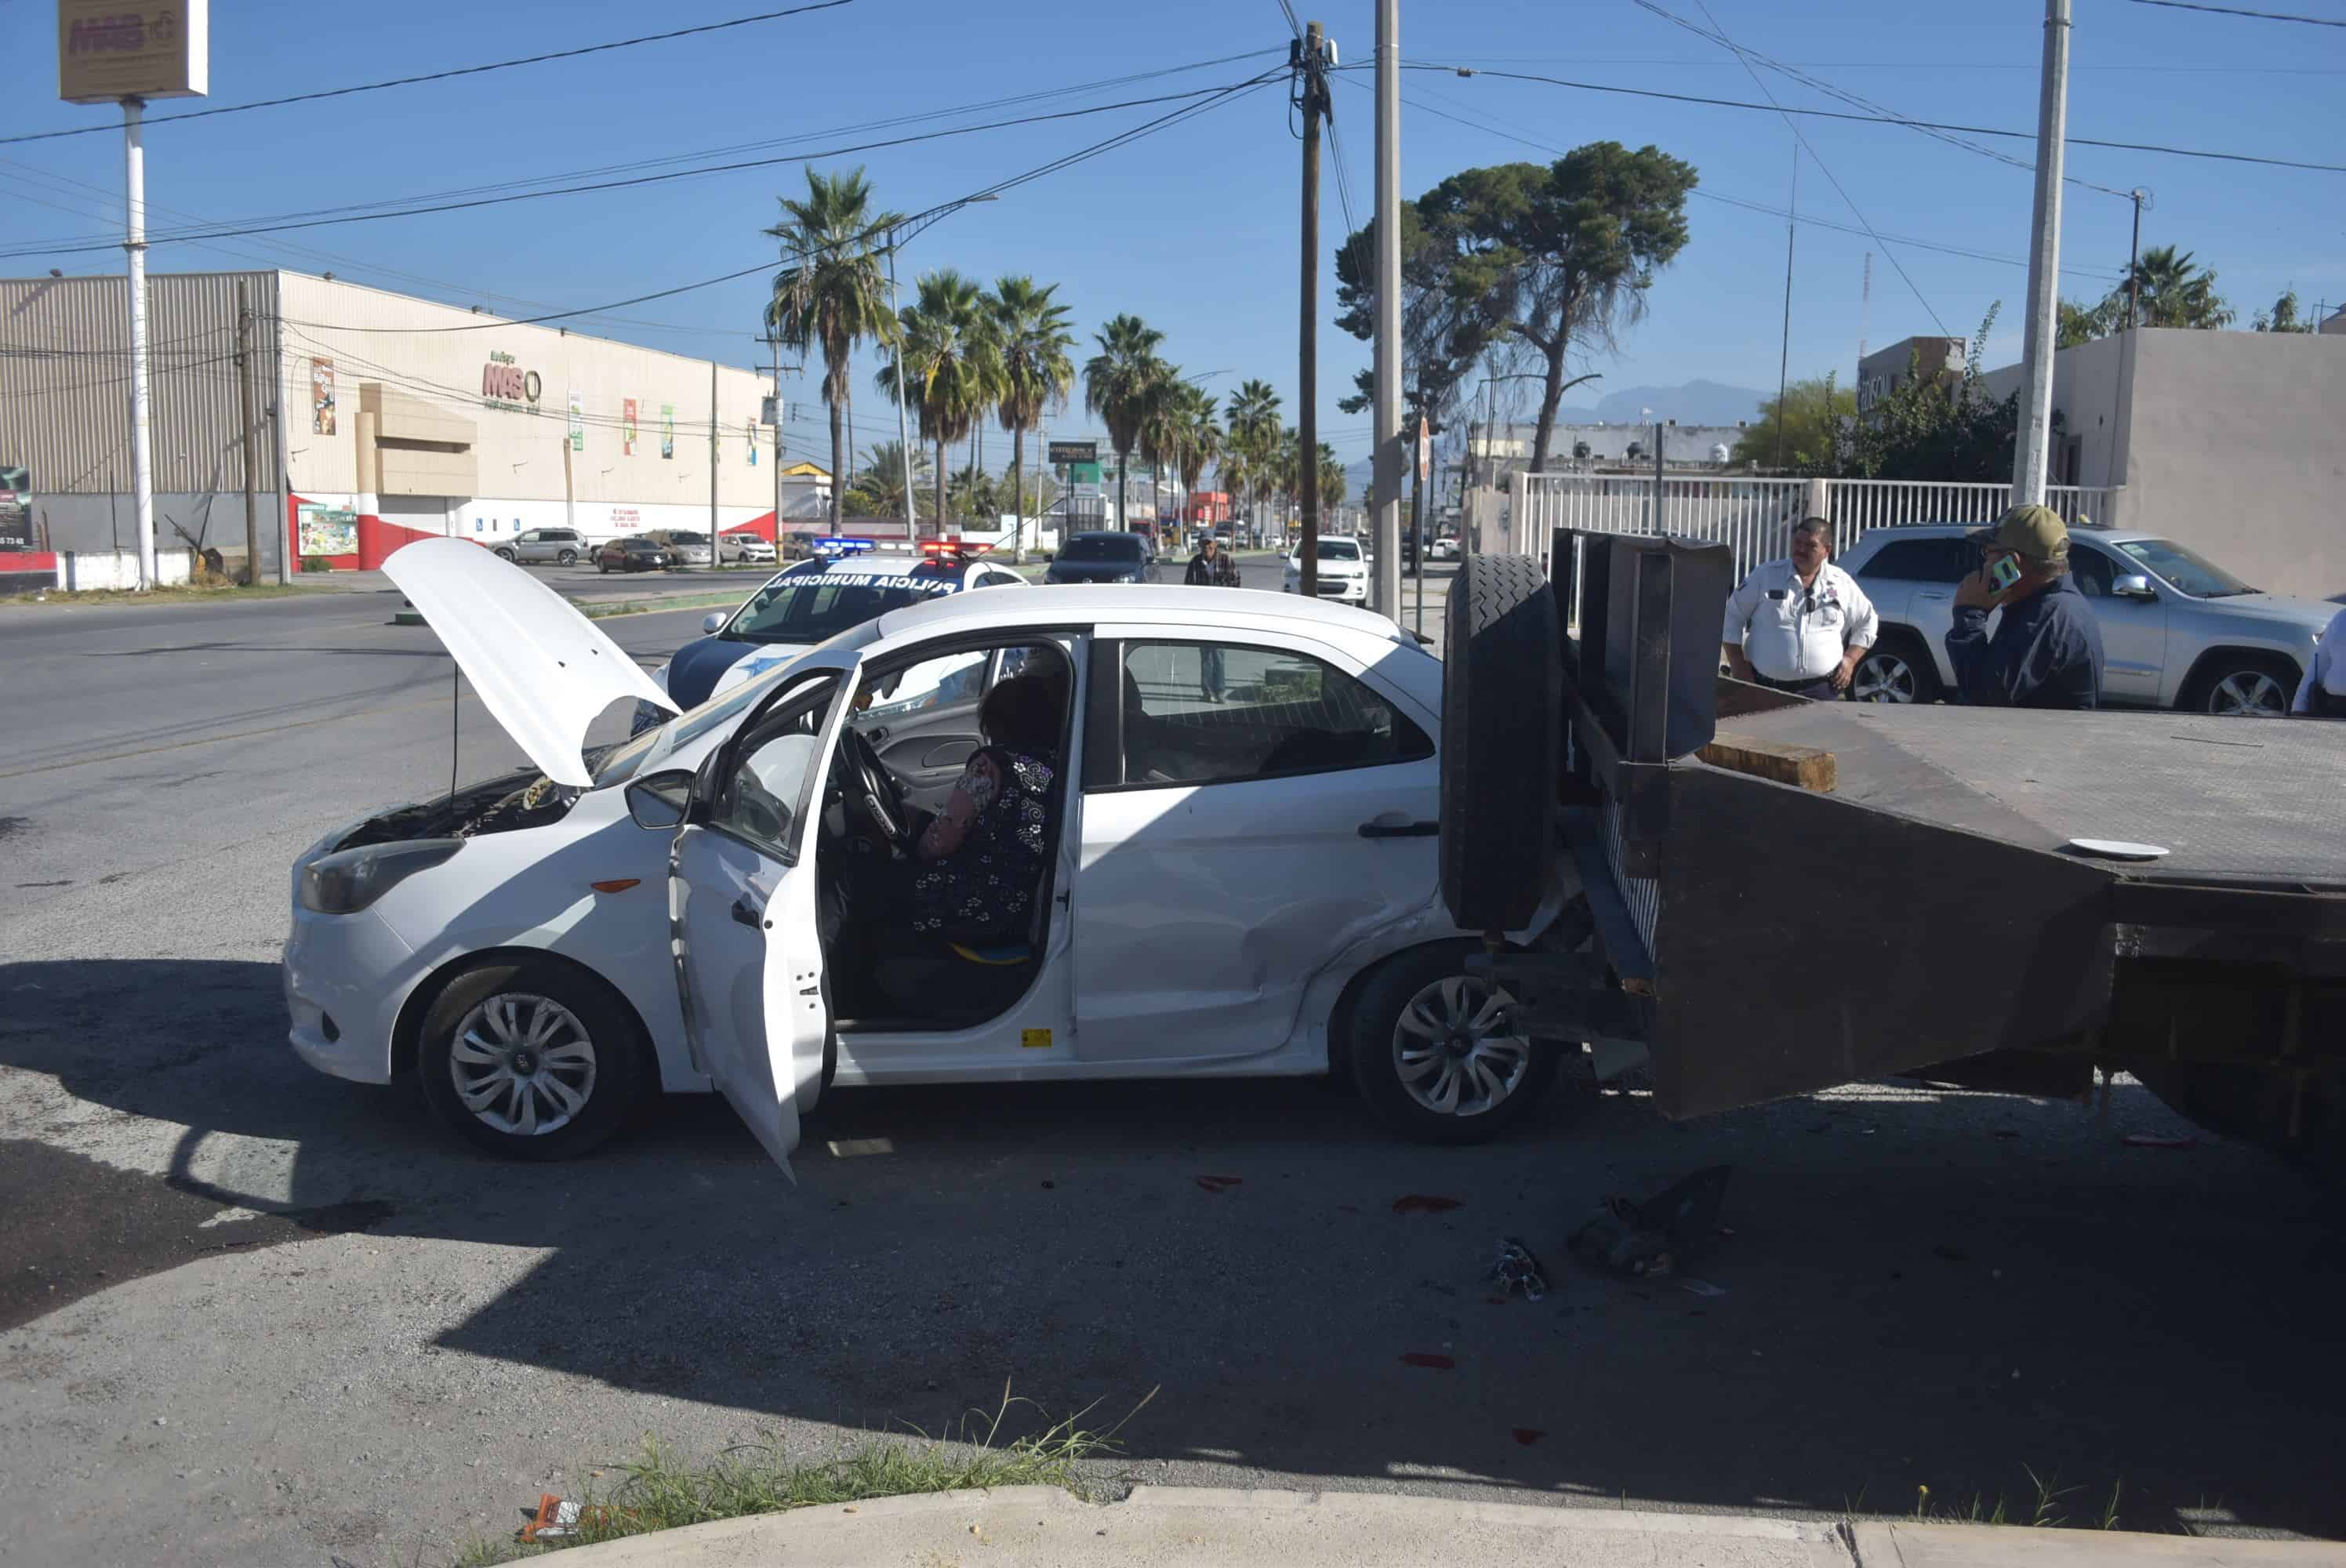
top-left (551, 1486), bottom-right (2338, 1568)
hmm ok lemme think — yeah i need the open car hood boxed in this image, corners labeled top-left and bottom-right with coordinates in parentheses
top-left (383, 539), bottom-right (681, 787)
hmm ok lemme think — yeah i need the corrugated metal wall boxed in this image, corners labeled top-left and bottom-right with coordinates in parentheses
top-left (0, 270), bottom-right (284, 495)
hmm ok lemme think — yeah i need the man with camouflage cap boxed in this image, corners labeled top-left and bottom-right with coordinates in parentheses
top-left (1945, 503), bottom-right (2106, 710)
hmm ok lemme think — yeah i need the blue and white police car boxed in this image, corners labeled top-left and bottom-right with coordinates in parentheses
top-left (636, 539), bottom-right (1030, 730)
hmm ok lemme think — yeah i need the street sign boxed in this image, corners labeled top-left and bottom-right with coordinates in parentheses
top-left (59, 0), bottom-right (209, 103)
top-left (1048, 440), bottom-right (1097, 466)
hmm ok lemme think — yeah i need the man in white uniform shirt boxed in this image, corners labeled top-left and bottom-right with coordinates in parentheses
top-left (2292, 604), bottom-right (2344, 717)
top-left (1721, 517), bottom-right (1879, 700)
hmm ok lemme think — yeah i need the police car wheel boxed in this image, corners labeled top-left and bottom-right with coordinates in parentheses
top-left (1347, 942), bottom-right (1560, 1145)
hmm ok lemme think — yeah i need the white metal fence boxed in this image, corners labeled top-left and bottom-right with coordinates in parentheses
top-left (1509, 474), bottom-right (2123, 581)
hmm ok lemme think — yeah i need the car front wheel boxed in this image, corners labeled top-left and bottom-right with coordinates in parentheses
top-left (2187, 657), bottom-right (2295, 717)
top-left (1347, 942), bottom-right (1561, 1144)
top-left (416, 957), bottom-right (648, 1160)
top-left (494, 547), bottom-right (517, 562)
top-left (557, 549), bottom-right (577, 566)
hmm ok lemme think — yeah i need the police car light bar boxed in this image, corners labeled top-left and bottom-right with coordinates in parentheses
top-left (812, 537), bottom-right (876, 556)
top-left (919, 536), bottom-right (994, 557)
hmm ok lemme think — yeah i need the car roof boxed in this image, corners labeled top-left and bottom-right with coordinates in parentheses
top-left (1843, 523), bottom-right (2153, 550)
top-left (871, 582), bottom-right (1425, 651)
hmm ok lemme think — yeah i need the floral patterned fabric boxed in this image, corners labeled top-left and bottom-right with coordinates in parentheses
top-left (910, 747), bottom-right (1057, 943)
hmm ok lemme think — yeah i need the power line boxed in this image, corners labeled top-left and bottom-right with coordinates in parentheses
top-left (1633, 0), bottom-right (2138, 201)
top-left (2124, 0), bottom-right (2346, 24)
top-left (1385, 61), bottom-right (2346, 175)
top-left (0, 78), bottom-right (1280, 261)
top-left (0, 0), bottom-right (859, 148)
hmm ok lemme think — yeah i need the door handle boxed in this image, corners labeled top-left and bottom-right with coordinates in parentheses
top-left (865, 725), bottom-right (888, 744)
top-left (731, 898), bottom-right (764, 928)
top-left (1358, 820), bottom-right (1440, 839)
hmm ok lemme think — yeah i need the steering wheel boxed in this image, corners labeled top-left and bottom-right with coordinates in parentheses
top-left (840, 726), bottom-right (914, 851)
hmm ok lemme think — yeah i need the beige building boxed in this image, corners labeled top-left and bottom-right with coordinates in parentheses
top-left (0, 269), bottom-right (788, 570)
top-left (1978, 327), bottom-right (2346, 595)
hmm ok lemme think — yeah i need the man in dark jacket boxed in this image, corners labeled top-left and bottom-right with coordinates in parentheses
top-left (1945, 503), bottom-right (2106, 710)
top-left (1185, 535), bottom-right (1240, 701)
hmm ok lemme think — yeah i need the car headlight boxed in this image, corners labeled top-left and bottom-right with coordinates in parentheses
top-left (300, 840), bottom-right (463, 915)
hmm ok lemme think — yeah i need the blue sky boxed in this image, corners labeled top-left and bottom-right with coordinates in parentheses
top-left (5, 0), bottom-right (2339, 469)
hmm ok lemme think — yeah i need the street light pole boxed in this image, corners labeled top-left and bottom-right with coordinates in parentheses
top-left (122, 97), bottom-right (157, 589)
top-left (1371, 0), bottom-right (1403, 619)
top-left (2011, 0), bottom-right (2072, 508)
top-left (887, 232), bottom-right (917, 542)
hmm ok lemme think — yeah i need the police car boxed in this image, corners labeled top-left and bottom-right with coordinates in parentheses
top-left (635, 539), bottom-right (1029, 731)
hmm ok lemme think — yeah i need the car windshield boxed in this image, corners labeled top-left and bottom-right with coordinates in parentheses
top-left (1314, 539), bottom-right (1361, 561)
top-left (591, 619), bottom-right (887, 787)
top-left (1059, 534), bottom-right (1143, 561)
top-left (2116, 538), bottom-right (2255, 597)
top-left (718, 561), bottom-right (958, 644)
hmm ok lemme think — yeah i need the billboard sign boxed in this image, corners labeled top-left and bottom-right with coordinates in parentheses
top-left (296, 504), bottom-right (358, 558)
top-left (1047, 439), bottom-right (1097, 466)
top-left (481, 351), bottom-right (540, 412)
top-left (310, 358), bottom-right (335, 434)
top-left (58, 0), bottom-right (208, 103)
top-left (659, 404), bottom-right (674, 459)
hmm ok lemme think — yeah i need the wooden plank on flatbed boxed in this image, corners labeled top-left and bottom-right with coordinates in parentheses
top-left (1699, 731), bottom-right (1837, 793)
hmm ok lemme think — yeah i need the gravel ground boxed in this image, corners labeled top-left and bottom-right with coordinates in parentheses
top-left (0, 583), bottom-right (2338, 1568)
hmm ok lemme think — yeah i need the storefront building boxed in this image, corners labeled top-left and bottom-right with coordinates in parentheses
top-left (0, 269), bottom-right (786, 572)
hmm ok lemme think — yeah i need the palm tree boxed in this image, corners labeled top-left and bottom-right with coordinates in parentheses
top-left (1316, 442), bottom-right (1346, 513)
top-left (1223, 379), bottom-right (1280, 545)
top-left (846, 440), bottom-right (930, 521)
top-left (877, 268), bottom-right (1000, 536)
top-left (1084, 314), bottom-right (1167, 532)
top-left (1175, 386), bottom-right (1222, 539)
top-left (764, 168), bottom-right (902, 530)
top-left (1137, 370), bottom-right (1195, 536)
top-left (2123, 245), bottom-right (2235, 331)
top-left (989, 276), bottom-right (1076, 562)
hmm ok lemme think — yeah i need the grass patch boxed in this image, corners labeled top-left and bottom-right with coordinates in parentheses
top-left (576, 590), bottom-right (748, 622)
top-left (448, 1384), bottom-right (1149, 1565)
top-left (0, 581), bottom-right (326, 608)
top-left (1901, 1469), bottom-right (2128, 1531)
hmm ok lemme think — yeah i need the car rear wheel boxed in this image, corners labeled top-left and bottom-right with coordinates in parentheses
top-left (557, 549), bottom-right (577, 566)
top-left (494, 547), bottom-right (517, 563)
top-left (1347, 942), bottom-right (1561, 1145)
top-left (2184, 656), bottom-right (2295, 717)
top-left (417, 957), bottom-right (648, 1160)
top-left (1851, 633), bottom-right (1943, 704)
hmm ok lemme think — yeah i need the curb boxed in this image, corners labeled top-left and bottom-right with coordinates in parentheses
top-left (527, 1485), bottom-right (2337, 1568)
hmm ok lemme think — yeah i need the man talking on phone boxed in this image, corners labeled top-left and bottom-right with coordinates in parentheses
top-left (1945, 503), bottom-right (2104, 710)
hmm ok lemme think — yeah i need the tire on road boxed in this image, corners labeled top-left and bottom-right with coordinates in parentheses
top-left (2180, 653), bottom-right (2297, 717)
top-left (493, 547), bottom-right (517, 563)
top-left (557, 549), bottom-right (578, 567)
top-left (416, 955), bottom-right (650, 1161)
top-left (1440, 553), bottom-right (1560, 932)
top-left (1346, 940), bottom-right (1563, 1145)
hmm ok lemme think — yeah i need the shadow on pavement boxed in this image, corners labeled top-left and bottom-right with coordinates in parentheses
top-left (3, 956), bottom-right (2341, 1539)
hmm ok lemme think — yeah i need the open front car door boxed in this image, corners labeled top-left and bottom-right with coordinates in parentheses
top-left (667, 656), bottom-right (859, 1172)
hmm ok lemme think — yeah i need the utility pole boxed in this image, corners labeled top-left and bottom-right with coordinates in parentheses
top-left (1773, 143), bottom-right (1797, 469)
top-left (771, 335), bottom-right (785, 550)
top-left (710, 360), bottom-right (721, 542)
top-left (1297, 21), bottom-right (1327, 598)
top-left (887, 232), bottom-right (917, 541)
top-left (2010, 0), bottom-right (2072, 508)
top-left (1371, 0), bottom-right (1404, 620)
top-left (235, 281), bottom-right (260, 585)
top-left (123, 98), bottom-right (157, 589)
top-left (2125, 188), bottom-right (2147, 329)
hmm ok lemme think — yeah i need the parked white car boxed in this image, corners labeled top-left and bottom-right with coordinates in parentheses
top-left (717, 532), bottom-right (777, 564)
top-left (1428, 537), bottom-right (1459, 562)
top-left (1836, 524), bottom-right (2333, 713)
top-left (284, 541), bottom-right (1567, 1168)
top-left (1284, 535), bottom-right (1371, 605)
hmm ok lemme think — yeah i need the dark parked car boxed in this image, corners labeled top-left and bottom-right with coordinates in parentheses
top-left (1044, 531), bottom-right (1160, 585)
top-left (594, 536), bottom-right (671, 574)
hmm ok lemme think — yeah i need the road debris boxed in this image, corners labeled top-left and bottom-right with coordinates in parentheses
top-left (1513, 1428), bottom-right (1546, 1446)
top-left (2122, 1134), bottom-right (2198, 1150)
top-left (1400, 1352), bottom-right (1457, 1370)
top-left (1392, 1194), bottom-right (1464, 1214)
top-left (1193, 1174), bottom-right (1243, 1193)
top-left (1567, 1165), bottom-right (1731, 1279)
top-left (1487, 1237), bottom-right (1550, 1301)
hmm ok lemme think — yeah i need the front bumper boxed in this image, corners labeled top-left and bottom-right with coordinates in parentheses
top-left (283, 903), bottom-right (420, 1085)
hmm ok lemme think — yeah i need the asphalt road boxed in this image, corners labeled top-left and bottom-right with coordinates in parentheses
top-left (0, 575), bottom-right (2339, 1567)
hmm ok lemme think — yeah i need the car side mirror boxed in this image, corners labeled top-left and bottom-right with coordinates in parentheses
top-left (702, 611), bottom-right (726, 633)
top-left (625, 768), bottom-right (694, 830)
top-left (2112, 574), bottom-right (2156, 601)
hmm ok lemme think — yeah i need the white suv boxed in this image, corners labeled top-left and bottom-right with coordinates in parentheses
top-left (1285, 535), bottom-right (1370, 604)
top-left (1835, 524), bottom-right (2333, 714)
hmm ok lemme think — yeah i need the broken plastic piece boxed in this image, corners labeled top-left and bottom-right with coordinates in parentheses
top-left (1487, 1236), bottom-right (1550, 1301)
top-left (1400, 1352), bottom-right (1457, 1370)
top-left (1392, 1193), bottom-right (1465, 1214)
top-left (1567, 1166), bottom-right (1732, 1279)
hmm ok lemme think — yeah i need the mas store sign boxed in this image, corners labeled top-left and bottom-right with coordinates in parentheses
top-left (481, 350), bottom-right (541, 412)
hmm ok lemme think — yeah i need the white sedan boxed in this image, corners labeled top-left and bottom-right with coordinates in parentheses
top-left (284, 540), bottom-right (1568, 1169)
top-left (1284, 535), bottom-right (1371, 605)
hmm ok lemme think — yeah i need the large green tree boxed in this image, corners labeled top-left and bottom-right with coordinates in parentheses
top-left (764, 169), bottom-right (903, 530)
top-left (1734, 375), bottom-right (1856, 470)
top-left (1083, 314), bottom-right (1168, 532)
top-left (877, 268), bottom-right (1000, 535)
top-left (988, 276), bottom-right (1077, 558)
top-left (844, 440), bottom-right (932, 521)
top-left (1411, 143), bottom-right (1698, 474)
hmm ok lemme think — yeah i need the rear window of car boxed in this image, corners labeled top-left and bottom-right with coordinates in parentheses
top-left (1060, 534), bottom-right (1143, 561)
top-left (1855, 537), bottom-right (1971, 583)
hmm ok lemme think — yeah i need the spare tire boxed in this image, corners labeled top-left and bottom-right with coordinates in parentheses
top-left (1440, 554), bottom-right (1561, 931)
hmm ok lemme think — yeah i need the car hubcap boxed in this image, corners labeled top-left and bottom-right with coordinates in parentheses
top-left (1852, 654), bottom-right (1915, 703)
top-left (2210, 672), bottom-right (2282, 715)
top-left (448, 993), bottom-right (596, 1137)
top-left (1393, 975), bottom-right (1531, 1117)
